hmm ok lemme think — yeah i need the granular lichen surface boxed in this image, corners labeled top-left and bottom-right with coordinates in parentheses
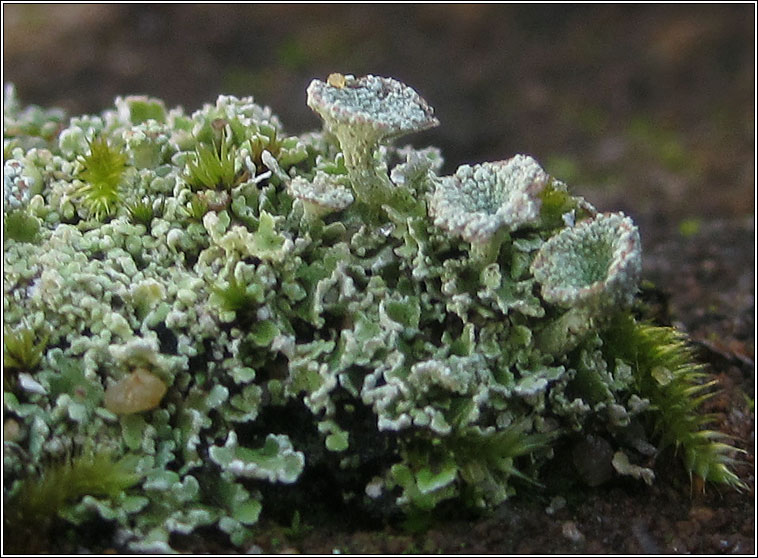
top-left (2, 76), bottom-right (743, 552)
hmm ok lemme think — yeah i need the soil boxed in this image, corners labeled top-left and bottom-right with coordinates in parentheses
top-left (3, 4), bottom-right (754, 554)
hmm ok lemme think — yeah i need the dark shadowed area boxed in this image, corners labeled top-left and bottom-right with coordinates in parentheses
top-left (3, 4), bottom-right (754, 553)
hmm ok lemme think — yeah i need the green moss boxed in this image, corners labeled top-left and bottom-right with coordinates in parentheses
top-left (125, 198), bottom-right (156, 229)
top-left (601, 313), bottom-right (745, 488)
top-left (4, 453), bottom-right (142, 552)
top-left (3, 325), bottom-right (48, 371)
top-left (185, 193), bottom-right (210, 221)
top-left (249, 320), bottom-right (279, 347)
top-left (4, 209), bottom-right (41, 243)
top-left (74, 136), bottom-right (128, 220)
top-left (537, 179), bottom-right (579, 229)
top-left (185, 136), bottom-right (240, 191)
top-left (212, 274), bottom-right (265, 313)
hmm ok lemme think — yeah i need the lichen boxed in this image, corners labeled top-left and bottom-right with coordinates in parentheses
top-left (3, 75), bottom-right (742, 551)
top-left (531, 211), bottom-right (641, 311)
top-left (306, 73), bottom-right (439, 210)
top-left (429, 155), bottom-right (550, 261)
top-left (287, 171), bottom-right (354, 220)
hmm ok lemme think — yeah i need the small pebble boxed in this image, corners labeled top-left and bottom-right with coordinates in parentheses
top-left (572, 434), bottom-right (614, 486)
top-left (632, 519), bottom-right (660, 554)
top-left (4, 419), bottom-right (22, 442)
top-left (561, 520), bottom-right (585, 544)
top-left (545, 495), bottom-right (566, 515)
top-left (689, 505), bottom-right (715, 524)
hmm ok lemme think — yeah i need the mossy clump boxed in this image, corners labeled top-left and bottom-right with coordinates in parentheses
top-left (4, 209), bottom-right (41, 243)
top-left (73, 136), bottom-right (128, 220)
top-left (3, 325), bottom-right (48, 371)
top-left (125, 198), bottom-right (157, 229)
top-left (4, 453), bottom-right (142, 553)
top-left (185, 137), bottom-right (241, 191)
top-left (601, 314), bottom-right (744, 488)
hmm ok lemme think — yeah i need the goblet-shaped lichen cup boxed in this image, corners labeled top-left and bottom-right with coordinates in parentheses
top-left (306, 74), bottom-right (439, 208)
top-left (530, 212), bottom-right (642, 355)
top-left (429, 155), bottom-right (549, 263)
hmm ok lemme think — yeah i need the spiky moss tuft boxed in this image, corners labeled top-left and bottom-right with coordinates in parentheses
top-left (185, 136), bottom-right (241, 191)
top-left (125, 198), bottom-right (157, 229)
top-left (4, 452), bottom-right (142, 553)
top-left (212, 274), bottom-right (265, 314)
top-left (185, 193), bottom-right (210, 221)
top-left (390, 421), bottom-right (556, 526)
top-left (602, 313), bottom-right (745, 489)
top-left (73, 136), bottom-right (128, 220)
top-left (3, 325), bottom-right (48, 371)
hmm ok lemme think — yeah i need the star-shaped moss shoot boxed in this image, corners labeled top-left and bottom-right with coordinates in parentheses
top-left (306, 74), bottom-right (439, 208)
top-left (429, 155), bottom-right (549, 262)
top-left (287, 171), bottom-right (354, 222)
top-left (73, 136), bottom-right (128, 220)
top-left (531, 212), bottom-right (642, 355)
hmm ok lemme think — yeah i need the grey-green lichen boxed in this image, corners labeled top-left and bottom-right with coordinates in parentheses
top-left (429, 156), bottom-right (548, 241)
top-left (3, 75), bottom-right (742, 552)
top-left (307, 73), bottom-right (439, 210)
top-left (429, 156), bottom-right (550, 261)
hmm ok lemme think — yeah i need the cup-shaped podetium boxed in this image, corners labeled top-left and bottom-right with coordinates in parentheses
top-left (531, 212), bottom-right (641, 311)
top-left (429, 155), bottom-right (549, 262)
top-left (287, 171), bottom-right (354, 221)
top-left (306, 74), bottom-right (439, 205)
top-left (530, 212), bottom-right (641, 356)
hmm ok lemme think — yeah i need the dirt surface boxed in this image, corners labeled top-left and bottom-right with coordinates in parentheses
top-left (3, 4), bottom-right (755, 554)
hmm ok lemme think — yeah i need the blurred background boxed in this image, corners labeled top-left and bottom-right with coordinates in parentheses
top-left (3, 4), bottom-right (754, 224)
